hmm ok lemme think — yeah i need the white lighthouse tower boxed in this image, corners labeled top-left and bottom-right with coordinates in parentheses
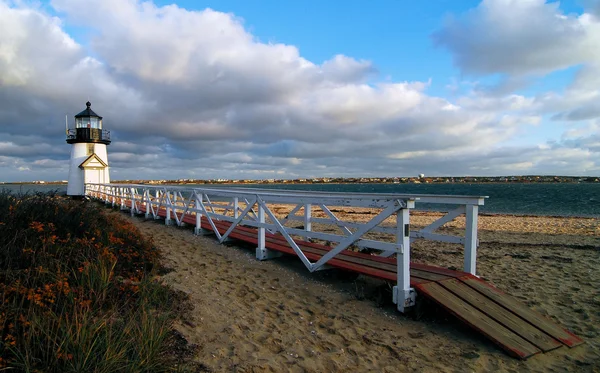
top-left (66, 101), bottom-right (111, 196)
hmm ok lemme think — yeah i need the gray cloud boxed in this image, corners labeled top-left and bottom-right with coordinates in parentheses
top-left (583, 0), bottom-right (600, 18)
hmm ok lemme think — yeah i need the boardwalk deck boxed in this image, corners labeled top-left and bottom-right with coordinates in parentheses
top-left (95, 189), bottom-right (583, 360)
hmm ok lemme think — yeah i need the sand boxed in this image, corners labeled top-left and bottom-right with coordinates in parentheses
top-left (115, 207), bottom-right (599, 372)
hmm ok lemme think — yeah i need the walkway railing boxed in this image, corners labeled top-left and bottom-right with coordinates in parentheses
top-left (85, 183), bottom-right (486, 313)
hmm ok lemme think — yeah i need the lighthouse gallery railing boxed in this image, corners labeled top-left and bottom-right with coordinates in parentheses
top-left (85, 183), bottom-right (485, 312)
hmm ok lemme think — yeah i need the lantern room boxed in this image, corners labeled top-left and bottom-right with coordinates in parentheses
top-left (67, 101), bottom-right (111, 145)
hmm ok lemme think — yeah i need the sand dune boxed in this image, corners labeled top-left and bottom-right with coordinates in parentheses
top-left (117, 209), bottom-right (599, 372)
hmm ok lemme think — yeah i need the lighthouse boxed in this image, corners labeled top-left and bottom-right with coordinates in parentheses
top-left (66, 101), bottom-right (111, 196)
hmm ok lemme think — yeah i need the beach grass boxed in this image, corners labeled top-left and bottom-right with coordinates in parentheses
top-left (0, 192), bottom-right (196, 372)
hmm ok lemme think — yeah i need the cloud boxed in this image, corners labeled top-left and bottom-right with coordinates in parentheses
top-left (0, 0), bottom-right (598, 182)
top-left (583, 0), bottom-right (600, 18)
top-left (321, 55), bottom-right (376, 83)
top-left (545, 64), bottom-right (600, 121)
top-left (434, 0), bottom-right (600, 122)
top-left (433, 0), bottom-right (600, 76)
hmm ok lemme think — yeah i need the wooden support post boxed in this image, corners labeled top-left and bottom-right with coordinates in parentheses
top-left (394, 208), bottom-right (416, 313)
top-left (464, 204), bottom-right (479, 275)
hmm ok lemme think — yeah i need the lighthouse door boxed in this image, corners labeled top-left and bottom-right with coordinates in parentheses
top-left (84, 168), bottom-right (102, 185)
top-left (79, 153), bottom-right (108, 186)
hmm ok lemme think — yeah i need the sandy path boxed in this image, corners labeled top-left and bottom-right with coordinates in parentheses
top-left (116, 209), bottom-right (599, 372)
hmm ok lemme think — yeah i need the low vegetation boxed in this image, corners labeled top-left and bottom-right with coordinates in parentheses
top-left (0, 192), bottom-right (196, 372)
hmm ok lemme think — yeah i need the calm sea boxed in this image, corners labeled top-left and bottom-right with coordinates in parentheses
top-left (1, 182), bottom-right (598, 218)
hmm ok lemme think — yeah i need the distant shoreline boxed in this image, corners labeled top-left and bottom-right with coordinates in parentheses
top-left (2, 175), bottom-right (599, 186)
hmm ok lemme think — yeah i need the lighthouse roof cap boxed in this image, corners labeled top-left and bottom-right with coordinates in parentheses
top-left (74, 101), bottom-right (102, 119)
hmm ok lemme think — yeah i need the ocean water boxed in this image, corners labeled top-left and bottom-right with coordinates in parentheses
top-left (1, 182), bottom-right (598, 218)
top-left (235, 183), bottom-right (600, 217)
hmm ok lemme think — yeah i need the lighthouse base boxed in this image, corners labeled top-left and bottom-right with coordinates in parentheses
top-left (67, 143), bottom-right (110, 196)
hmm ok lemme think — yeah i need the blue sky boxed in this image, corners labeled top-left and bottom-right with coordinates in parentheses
top-left (0, 0), bottom-right (599, 181)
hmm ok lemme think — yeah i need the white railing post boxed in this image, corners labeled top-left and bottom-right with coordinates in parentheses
top-left (304, 203), bottom-right (312, 236)
top-left (144, 188), bottom-right (150, 219)
top-left (464, 204), bottom-right (479, 275)
top-left (256, 203), bottom-right (266, 257)
top-left (173, 191), bottom-right (178, 218)
top-left (193, 193), bottom-right (212, 235)
top-left (233, 197), bottom-right (239, 219)
top-left (119, 188), bottom-right (126, 210)
top-left (393, 207), bottom-right (416, 313)
top-left (165, 191), bottom-right (172, 226)
top-left (130, 187), bottom-right (135, 216)
top-left (255, 202), bottom-right (282, 260)
top-left (154, 190), bottom-right (160, 219)
top-left (194, 197), bottom-right (202, 235)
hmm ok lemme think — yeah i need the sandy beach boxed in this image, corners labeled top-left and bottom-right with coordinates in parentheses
top-left (114, 207), bottom-right (599, 372)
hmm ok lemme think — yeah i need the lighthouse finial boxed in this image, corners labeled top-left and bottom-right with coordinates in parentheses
top-left (86, 101), bottom-right (91, 108)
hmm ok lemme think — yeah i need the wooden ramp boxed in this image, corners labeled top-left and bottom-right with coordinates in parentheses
top-left (140, 205), bottom-right (584, 359)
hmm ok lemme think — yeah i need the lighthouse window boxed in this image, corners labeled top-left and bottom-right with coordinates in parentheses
top-left (87, 144), bottom-right (95, 155)
top-left (75, 118), bottom-right (101, 128)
